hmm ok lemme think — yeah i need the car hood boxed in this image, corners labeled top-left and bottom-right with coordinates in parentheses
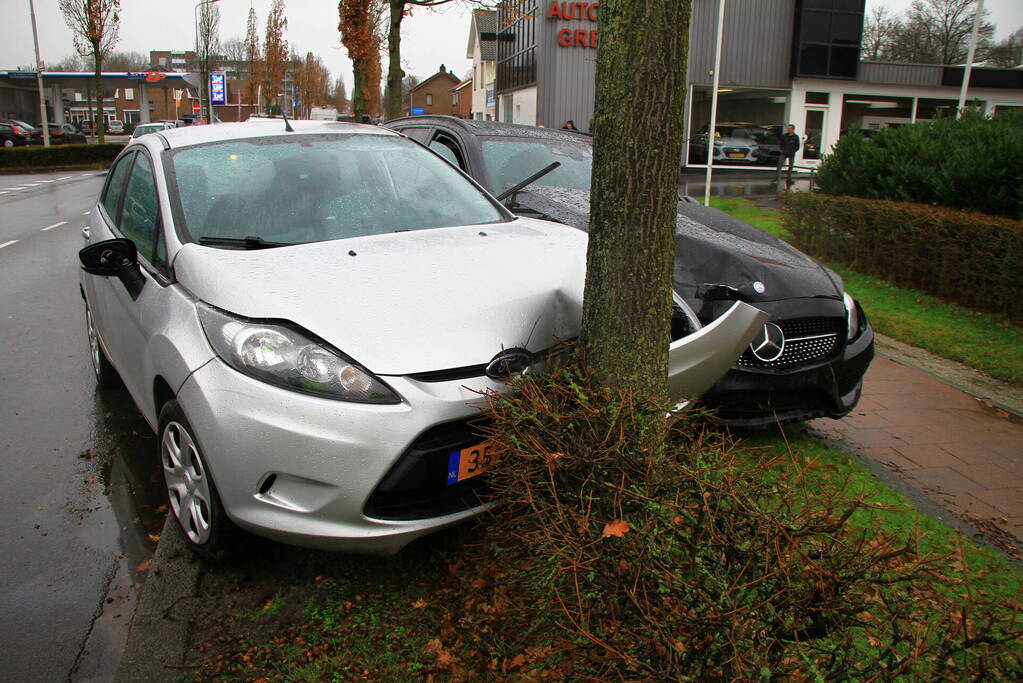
top-left (512, 186), bottom-right (843, 309)
top-left (173, 219), bottom-right (588, 375)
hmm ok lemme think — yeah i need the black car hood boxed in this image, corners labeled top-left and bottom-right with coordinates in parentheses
top-left (511, 186), bottom-right (843, 312)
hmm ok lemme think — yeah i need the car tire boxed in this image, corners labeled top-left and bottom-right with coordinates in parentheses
top-left (158, 400), bottom-right (238, 562)
top-left (3, 139), bottom-right (13, 147)
top-left (85, 302), bottom-right (122, 389)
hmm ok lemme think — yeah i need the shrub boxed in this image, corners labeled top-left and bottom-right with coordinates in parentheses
top-left (478, 361), bottom-right (1023, 680)
top-left (784, 192), bottom-right (1023, 322)
top-left (0, 142), bottom-right (124, 169)
top-left (815, 110), bottom-right (1023, 219)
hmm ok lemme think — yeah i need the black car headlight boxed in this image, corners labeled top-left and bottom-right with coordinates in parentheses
top-left (197, 303), bottom-right (400, 404)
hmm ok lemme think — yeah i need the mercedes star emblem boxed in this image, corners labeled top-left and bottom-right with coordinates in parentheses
top-left (749, 322), bottom-right (785, 362)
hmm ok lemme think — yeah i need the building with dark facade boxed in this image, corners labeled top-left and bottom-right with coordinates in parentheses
top-left (409, 65), bottom-right (463, 116)
top-left (482, 0), bottom-right (1023, 168)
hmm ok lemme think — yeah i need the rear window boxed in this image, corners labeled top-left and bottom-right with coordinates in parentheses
top-left (167, 134), bottom-right (507, 246)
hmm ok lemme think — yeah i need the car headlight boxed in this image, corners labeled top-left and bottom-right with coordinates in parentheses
top-left (197, 303), bottom-right (400, 404)
top-left (843, 292), bottom-right (860, 341)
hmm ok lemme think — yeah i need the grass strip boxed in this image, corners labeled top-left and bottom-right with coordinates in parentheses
top-left (705, 197), bottom-right (1023, 386)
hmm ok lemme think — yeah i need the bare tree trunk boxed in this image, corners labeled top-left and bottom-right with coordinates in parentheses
top-left (352, 62), bottom-right (367, 117)
top-left (580, 0), bottom-right (691, 396)
top-left (386, 0), bottom-right (404, 120)
top-left (93, 45), bottom-right (105, 143)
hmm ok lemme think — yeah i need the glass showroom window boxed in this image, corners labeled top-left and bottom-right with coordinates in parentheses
top-left (686, 86), bottom-right (791, 168)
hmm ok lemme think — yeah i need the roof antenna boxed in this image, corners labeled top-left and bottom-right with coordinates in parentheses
top-left (277, 92), bottom-right (294, 132)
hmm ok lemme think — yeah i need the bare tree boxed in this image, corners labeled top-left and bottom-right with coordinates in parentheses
top-left (263, 0), bottom-right (289, 114)
top-left (333, 77), bottom-right (348, 112)
top-left (862, 6), bottom-right (903, 61)
top-left (195, 0), bottom-right (221, 122)
top-left (105, 50), bottom-right (149, 70)
top-left (59, 0), bottom-right (120, 142)
top-left (894, 0), bottom-right (995, 64)
top-left (983, 26), bottom-right (1023, 67)
top-left (244, 7), bottom-right (262, 113)
top-left (220, 37), bottom-right (246, 63)
top-left (46, 54), bottom-right (85, 71)
top-left (582, 0), bottom-right (691, 395)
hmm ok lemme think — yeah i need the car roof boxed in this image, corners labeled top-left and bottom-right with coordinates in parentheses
top-left (157, 118), bottom-right (399, 149)
top-left (386, 115), bottom-right (590, 142)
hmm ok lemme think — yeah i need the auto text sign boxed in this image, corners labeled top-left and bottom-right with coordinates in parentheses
top-left (209, 72), bottom-right (226, 106)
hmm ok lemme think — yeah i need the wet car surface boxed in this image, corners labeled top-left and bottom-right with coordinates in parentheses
top-left (385, 116), bottom-right (874, 427)
top-left (0, 172), bottom-right (167, 681)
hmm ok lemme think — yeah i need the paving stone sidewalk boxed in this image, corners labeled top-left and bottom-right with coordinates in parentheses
top-left (809, 352), bottom-right (1023, 559)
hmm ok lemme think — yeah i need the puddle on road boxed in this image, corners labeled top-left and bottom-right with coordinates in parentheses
top-left (68, 385), bottom-right (167, 682)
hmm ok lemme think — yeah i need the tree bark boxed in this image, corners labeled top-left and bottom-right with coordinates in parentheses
top-left (386, 0), bottom-right (405, 120)
top-left (352, 62), bottom-right (367, 117)
top-left (580, 0), bottom-right (691, 397)
top-left (93, 43), bottom-right (105, 143)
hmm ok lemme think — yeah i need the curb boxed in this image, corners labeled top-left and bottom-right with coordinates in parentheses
top-left (115, 516), bottom-right (203, 682)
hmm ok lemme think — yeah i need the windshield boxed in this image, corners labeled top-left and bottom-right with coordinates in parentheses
top-left (481, 136), bottom-right (593, 193)
top-left (168, 134), bottom-right (507, 246)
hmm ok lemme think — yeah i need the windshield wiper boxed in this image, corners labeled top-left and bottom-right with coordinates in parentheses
top-left (496, 161), bottom-right (561, 202)
top-left (198, 235), bottom-right (293, 250)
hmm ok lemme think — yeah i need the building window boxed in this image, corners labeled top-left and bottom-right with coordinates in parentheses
top-left (496, 0), bottom-right (537, 92)
top-left (426, 94), bottom-right (433, 106)
top-left (125, 88), bottom-right (134, 101)
top-left (452, 93), bottom-right (458, 105)
top-left (685, 86), bottom-right (792, 167)
top-left (791, 0), bottom-right (864, 80)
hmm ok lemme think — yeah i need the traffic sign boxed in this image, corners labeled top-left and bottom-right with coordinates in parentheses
top-left (193, 103), bottom-right (201, 113)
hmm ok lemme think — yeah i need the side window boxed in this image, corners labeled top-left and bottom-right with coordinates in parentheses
top-left (102, 153), bottom-right (134, 226)
top-left (429, 134), bottom-right (467, 171)
top-left (119, 153), bottom-right (160, 262)
top-left (397, 127), bottom-right (433, 144)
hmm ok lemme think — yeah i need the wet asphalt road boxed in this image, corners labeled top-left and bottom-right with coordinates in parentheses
top-left (0, 172), bottom-right (166, 682)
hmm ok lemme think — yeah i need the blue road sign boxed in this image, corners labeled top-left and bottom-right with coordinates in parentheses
top-left (411, 107), bottom-right (425, 115)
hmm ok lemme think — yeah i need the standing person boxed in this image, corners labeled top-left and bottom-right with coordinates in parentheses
top-left (562, 120), bottom-right (577, 131)
top-left (777, 123), bottom-right (799, 183)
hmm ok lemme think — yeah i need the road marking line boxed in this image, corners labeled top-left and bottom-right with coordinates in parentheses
top-left (21, 183), bottom-right (40, 187)
top-left (40, 179), bottom-right (56, 183)
top-left (57, 176), bottom-right (73, 180)
top-left (0, 191), bottom-right (8, 195)
top-left (0, 240), bottom-right (18, 249)
top-left (41, 221), bottom-right (68, 231)
top-left (82, 210), bottom-right (91, 215)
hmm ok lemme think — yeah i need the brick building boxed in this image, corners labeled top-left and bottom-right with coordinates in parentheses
top-left (408, 65), bottom-right (462, 116)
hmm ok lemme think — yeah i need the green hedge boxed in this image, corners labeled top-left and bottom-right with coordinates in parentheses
top-left (814, 110), bottom-right (1023, 219)
top-left (0, 142), bottom-right (124, 169)
top-left (784, 192), bottom-right (1023, 321)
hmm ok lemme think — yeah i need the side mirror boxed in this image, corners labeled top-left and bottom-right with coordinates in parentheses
top-left (79, 238), bottom-right (138, 276)
top-left (79, 238), bottom-right (146, 299)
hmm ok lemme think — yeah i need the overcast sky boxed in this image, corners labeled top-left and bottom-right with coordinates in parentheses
top-left (1, 1), bottom-right (1019, 92)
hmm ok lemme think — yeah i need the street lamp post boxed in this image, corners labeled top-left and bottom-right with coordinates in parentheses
top-left (28, 0), bottom-right (50, 147)
top-left (194, 0), bottom-right (220, 124)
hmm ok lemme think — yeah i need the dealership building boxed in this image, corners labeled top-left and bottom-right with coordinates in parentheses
top-left (472, 0), bottom-right (1023, 167)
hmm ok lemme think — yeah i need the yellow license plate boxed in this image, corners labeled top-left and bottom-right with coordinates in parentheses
top-left (728, 152), bottom-right (745, 158)
top-left (447, 442), bottom-right (494, 485)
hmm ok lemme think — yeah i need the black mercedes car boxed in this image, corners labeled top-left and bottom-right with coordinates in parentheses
top-left (385, 116), bottom-right (873, 427)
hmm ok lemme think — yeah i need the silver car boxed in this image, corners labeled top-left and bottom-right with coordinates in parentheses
top-left (79, 120), bottom-right (765, 558)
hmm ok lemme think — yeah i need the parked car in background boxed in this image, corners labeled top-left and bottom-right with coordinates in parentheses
top-left (131, 122), bottom-right (173, 138)
top-left (0, 119), bottom-right (37, 145)
top-left (0, 121), bottom-right (32, 147)
top-left (160, 120), bottom-right (186, 128)
top-left (77, 119), bottom-right (96, 134)
top-left (386, 116), bottom-right (874, 427)
top-left (107, 119), bottom-right (125, 134)
top-left (706, 123), bottom-right (785, 166)
top-left (78, 119), bottom-right (764, 558)
top-left (687, 129), bottom-right (759, 164)
top-left (42, 123), bottom-right (88, 144)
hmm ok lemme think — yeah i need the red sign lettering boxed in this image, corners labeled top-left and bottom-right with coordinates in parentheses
top-left (549, 2), bottom-right (599, 48)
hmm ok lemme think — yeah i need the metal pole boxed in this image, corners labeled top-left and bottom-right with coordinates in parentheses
top-left (194, 0), bottom-right (220, 124)
top-left (703, 0), bottom-right (726, 206)
top-left (956, 0), bottom-right (984, 117)
top-left (28, 0), bottom-right (50, 147)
